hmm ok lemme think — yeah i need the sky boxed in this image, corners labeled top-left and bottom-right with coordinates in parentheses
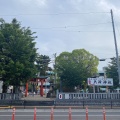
top-left (1, 0), bottom-right (120, 71)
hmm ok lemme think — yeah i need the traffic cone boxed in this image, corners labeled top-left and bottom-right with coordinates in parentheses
top-left (34, 107), bottom-right (36, 120)
top-left (12, 108), bottom-right (15, 120)
top-left (68, 107), bottom-right (72, 120)
top-left (103, 107), bottom-right (106, 120)
top-left (50, 107), bottom-right (54, 120)
top-left (86, 106), bottom-right (88, 120)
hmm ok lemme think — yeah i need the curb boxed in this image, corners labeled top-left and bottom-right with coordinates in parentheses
top-left (0, 106), bottom-right (13, 109)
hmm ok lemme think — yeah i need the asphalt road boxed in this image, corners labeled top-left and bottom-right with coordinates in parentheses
top-left (0, 108), bottom-right (120, 120)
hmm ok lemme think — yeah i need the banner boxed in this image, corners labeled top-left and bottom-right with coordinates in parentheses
top-left (87, 78), bottom-right (113, 86)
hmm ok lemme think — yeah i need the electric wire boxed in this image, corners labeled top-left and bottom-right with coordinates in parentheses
top-left (0, 12), bottom-right (110, 16)
top-left (31, 22), bottom-right (112, 30)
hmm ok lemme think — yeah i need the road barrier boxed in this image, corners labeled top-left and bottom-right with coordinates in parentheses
top-left (50, 107), bottom-right (54, 120)
top-left (12, 107), bottom-right (15, 120)
top-left (103, 107), bottom-right (106, 120)
top-left (10, 107), bottom-right (110, 120)
top-left (34, 107), bottom-right (36, 120)
top-left (86, 106), bottom-right (88, 120)
top-left (69, 107), bottom-right (72, 120)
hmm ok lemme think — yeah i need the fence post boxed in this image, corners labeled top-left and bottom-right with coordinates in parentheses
top-left (10, 100), bottom-right (12, 109)
top-left (24, 100), bottom-right (26, 109)
top-left (83, 100), bottom-right (84, 109)
top-left (111, 100), bottom-right (112, 109)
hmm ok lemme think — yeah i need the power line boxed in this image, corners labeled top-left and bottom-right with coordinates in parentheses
top-left (35, 29), bottom-right (112, 33)
top-left (0, 12), bottom-right (110, 16)
top-left (31, 22), bottom-right (112, 30)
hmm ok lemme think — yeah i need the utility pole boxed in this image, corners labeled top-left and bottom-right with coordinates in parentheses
top-left (53, 53), bottom-right (57, 85)
top-left (111, 9), bottom-right (120, 86)
top-left (53, 53), bottom-right (57, 95)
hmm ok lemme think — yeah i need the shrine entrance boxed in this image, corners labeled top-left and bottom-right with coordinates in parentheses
top-left (25, 76), bottom-right (49, 97)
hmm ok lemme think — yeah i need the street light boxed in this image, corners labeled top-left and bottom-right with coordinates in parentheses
top-left (99, 58), bottom-right (114, 61)
top-left (99, 59), bottom-right (106, 61)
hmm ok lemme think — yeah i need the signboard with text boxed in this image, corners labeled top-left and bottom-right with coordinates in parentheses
top-left (87, 78), bottom-right (113, 86)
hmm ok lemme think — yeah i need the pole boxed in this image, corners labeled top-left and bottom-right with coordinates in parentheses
top-left (12, 108), bottom-right (15, 120)
top-left (86, 106), bottom-right (88, 120)
top-left (54, 53), bottom-right (57, 86)
top-left (25, 82), bottom-right (28, 97)
top-left (34, 107), bottom-right (36, 120)
top-left (68, 107), bottom-right (72, 120)
top-left (50, 107), bottom-right (54, 120)
top-left (40, 79), bottom-right (44, 97)
top-left (53, 53), bottom-right (57, 95)
top-left (111, 9), bottom-right (120, 85)
top-left (103, 107), bottom-right (106, 120)
top-left (60, 79), bottom-right (62, 92)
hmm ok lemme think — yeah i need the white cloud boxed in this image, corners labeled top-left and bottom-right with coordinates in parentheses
top-left (1, 0), bottom-right (120, 70)
top-left (19, 0), bottom-right (47, 6)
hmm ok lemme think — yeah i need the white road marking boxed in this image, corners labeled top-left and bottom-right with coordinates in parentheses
top-left (0, 115), bottom-right (120, 117)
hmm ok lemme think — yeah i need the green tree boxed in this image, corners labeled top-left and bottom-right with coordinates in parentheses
top-left (105, 57), bottom-right (119, 89)
top-left (0, 18), bottom-right (37, 93)
top-left (56, 49), bottom-right (99, 92)
top-left (35, 54), bottom-right (51, 76)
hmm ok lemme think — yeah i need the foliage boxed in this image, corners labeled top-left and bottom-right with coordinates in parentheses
top-left (56, 49), bottom-right (99, 92)
top-left (105, 57), bottom-right (119, 88)
top-left (35, 54), bottom-right (51, 76)
top-left (0, 18), bottom-right (37, 92)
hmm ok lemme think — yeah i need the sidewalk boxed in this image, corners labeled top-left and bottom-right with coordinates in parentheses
top-left (21, 94), bottom-right (55, 101)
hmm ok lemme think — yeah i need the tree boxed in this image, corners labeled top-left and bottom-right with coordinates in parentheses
top-left (0, 18), bottom-right (37, 93)
top-left (35, 54), bottom-right (51, 76)
top-left (105, 57), bottom-right (119, 89)
top-left (56, 49), bottom-right (99, 92)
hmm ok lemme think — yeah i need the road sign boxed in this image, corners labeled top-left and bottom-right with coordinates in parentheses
top-left (87, 78), bottom-right (113, 86)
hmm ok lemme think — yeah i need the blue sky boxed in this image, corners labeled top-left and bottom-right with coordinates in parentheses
top-left (1, 0), bottom-right (120, 70)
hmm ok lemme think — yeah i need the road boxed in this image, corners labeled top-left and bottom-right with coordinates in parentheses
top-left (0, 108), bottom-right (120, 120)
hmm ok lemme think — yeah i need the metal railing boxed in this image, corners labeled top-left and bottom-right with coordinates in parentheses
top-left (57, 93), bottom-right (120, 99)
top-left (0, 93), bottom-right (22, 100)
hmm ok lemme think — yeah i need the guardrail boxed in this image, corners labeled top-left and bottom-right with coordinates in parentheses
top-left (0, 100), bottom-right (54, 109)
top-left (54, 99), bottom-right (120, 109)
top-left (0, 99), bottom-right (120, 109)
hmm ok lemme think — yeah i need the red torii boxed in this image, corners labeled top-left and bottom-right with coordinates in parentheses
top-left (25, 76), bottom-right (48, 97)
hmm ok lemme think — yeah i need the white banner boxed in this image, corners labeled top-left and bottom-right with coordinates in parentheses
top-left (87, 78), bottom-right (113, 86)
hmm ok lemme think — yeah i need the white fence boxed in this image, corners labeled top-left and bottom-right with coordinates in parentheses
top-left (57, 93), bottom-right (120, 99)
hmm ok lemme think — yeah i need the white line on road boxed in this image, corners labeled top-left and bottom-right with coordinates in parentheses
top-left (0, 115), bottom-right (120, 117)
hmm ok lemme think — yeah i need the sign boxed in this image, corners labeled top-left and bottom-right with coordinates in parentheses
top-left (87, 78), bottom-right (113, 86)
top-left (65, 94), bottom-right (69, 99)
top-left (59, 94), bottom-right (62, 99)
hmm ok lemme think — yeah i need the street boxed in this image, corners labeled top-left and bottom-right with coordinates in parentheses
top-left (0, 108), bottom-right (120, 120)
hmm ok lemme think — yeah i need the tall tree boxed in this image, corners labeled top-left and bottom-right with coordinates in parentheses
top-left (35, 54), bottom-right (50, 76)
top-left (56, 49), bottom-right (99, 92)
top-left (0, 18), bottom-right (37, 92)
top-left (105, 57), bottom-right (119, 88)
